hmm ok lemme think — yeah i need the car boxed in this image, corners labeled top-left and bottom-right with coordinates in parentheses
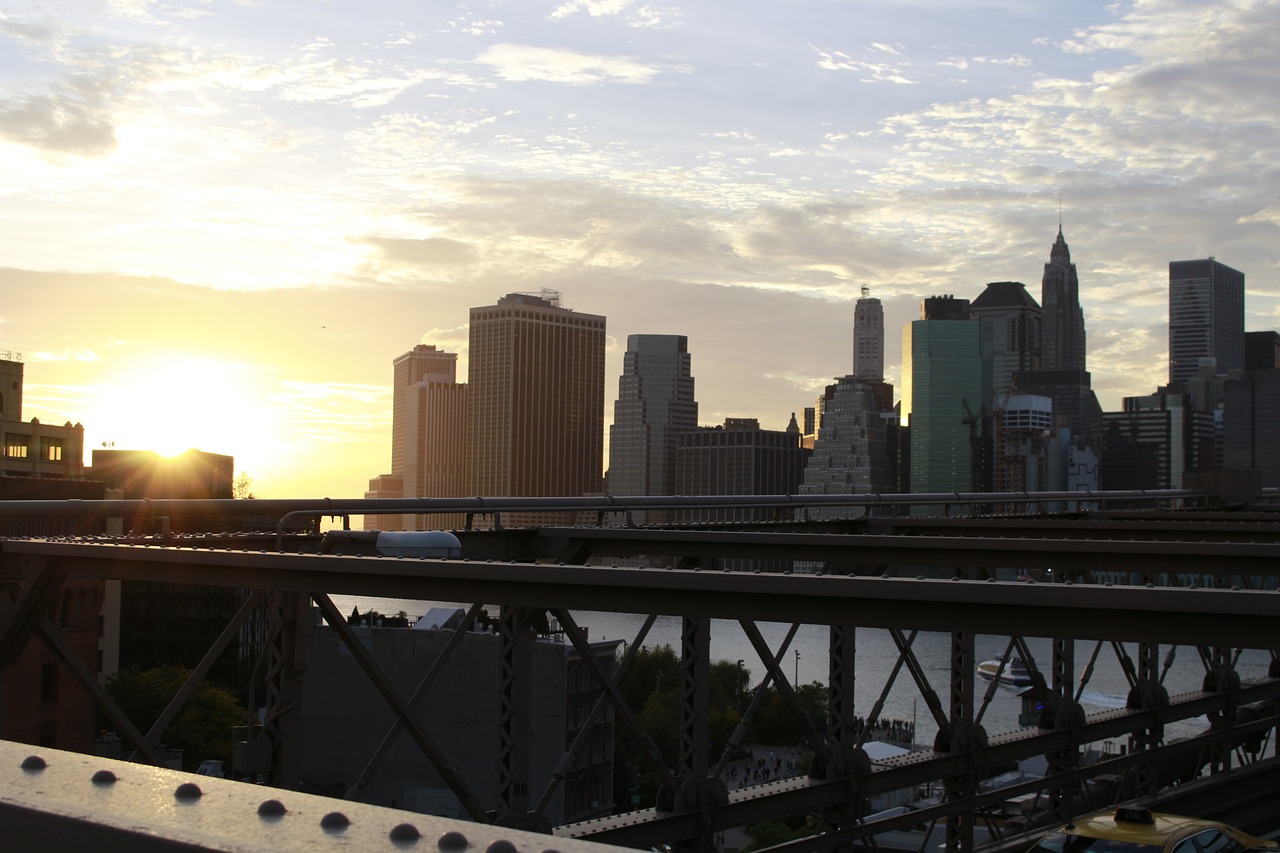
top-left (1028, 807), bottom-right (1277, 853)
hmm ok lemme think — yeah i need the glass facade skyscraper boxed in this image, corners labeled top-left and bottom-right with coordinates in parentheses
top-left (902, 311), bottom-right (992, 497)
top-left (608, 334), bottom-right (697, 503)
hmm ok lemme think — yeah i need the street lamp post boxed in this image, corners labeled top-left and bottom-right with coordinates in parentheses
top-left (794, 649), bottom-right (800, 686)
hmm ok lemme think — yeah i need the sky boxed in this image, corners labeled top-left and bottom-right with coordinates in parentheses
top-left (2, 0), bottom-right (1278, 499)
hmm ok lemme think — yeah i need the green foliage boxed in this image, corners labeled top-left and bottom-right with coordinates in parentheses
top-left (744, 816), bottom-right (815, 852)
top-left (613, 645), bottom-right (751, 809)
top-left (105, 664), bottom-right (246, 771)
top-left (747, 680), bottom-right (829, 746)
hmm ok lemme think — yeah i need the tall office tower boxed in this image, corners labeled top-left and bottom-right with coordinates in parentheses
top-left (467, 291), bottom-right (606, 524)
top-left (391, 345), bottom-right (460, 477)
top-left (901, 308), bottom-right (992, 504)
top-left (609, 334), bottom-right (697, 504)
top-left (852, 287), bottom-right (884, 381)
top-left (365, 344), bottom-right (467, 531)
top-left (1169, 258), bottom-right (1245, 386)
top-left (1224, 370), bottom-right (1280, 487)
top-left (799, 376), bottom-right (894, 519)
top-left (1102, 392), bottom-right (1214, 491)
top-left (1041, 227), bottom-right (1086, 372)
top-left (970, 281), bottom-right (1041, 399)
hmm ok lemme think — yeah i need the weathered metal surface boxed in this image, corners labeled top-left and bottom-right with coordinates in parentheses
top-left (0, 740), bottom-right (623, 853)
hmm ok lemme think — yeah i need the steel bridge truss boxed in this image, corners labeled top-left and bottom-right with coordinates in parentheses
top-left (2, 495), bottom-right (1280, 853)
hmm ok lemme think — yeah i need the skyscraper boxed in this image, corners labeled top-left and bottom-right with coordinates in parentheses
top-left (608, 335), bottom-right (697, 509)
top-left (1041, 227), bottom-right (1086, 373)
top-left (970, 281), bottom-right (1041, 399)
top-left (466, 291), bottom-right (606, 518)
top-left (799, 375), bottom-right (894, 516)
top-left (901, 300), bottom-right (992, 500)
top-left (1168, 258), bottom-right (1245, 386)
top-left (366, 344), bottom-right (467, 531)
top-left (852, 287), bottom-right (884, 382)
top-left (391, 345), bottom-right (461, 479)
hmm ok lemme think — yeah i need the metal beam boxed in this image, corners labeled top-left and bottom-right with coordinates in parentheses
top-left (3, 540), bottom-right (1278, 646)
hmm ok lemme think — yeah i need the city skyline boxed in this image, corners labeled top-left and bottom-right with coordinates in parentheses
top-left (2, 1), bottom-right (1278, 498)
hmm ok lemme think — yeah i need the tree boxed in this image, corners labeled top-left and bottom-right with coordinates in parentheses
top-left (232, 472), bottom-right (255, 499)
top-left (105, 665), bottom-right (247, 771)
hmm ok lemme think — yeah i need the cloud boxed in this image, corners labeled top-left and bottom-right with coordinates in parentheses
top-left (550, 0), bottom-right (633, 20)
top-left (476, 43), bottom-right (669, 84)
top-left (0, 13), bottom-right (56, 44)
top-left (360, 236), bottom-right (479, 266)
top-left (812, 46), bottom-right (916, 85)
top-left (0, 88), bottom-right (118, 157)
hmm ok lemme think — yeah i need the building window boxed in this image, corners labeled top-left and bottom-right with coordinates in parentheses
top-left (42, 438), bottom-right (64, 462)
top-left (4, 435), bottom-right (30, 458)
top-left (41, 663), bottom-right (58, 704)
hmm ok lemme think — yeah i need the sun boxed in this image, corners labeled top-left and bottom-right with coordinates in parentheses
top-left (86, 355), bottom-right (276, 462)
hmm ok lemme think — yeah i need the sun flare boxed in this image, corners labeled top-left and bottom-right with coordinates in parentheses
top-left (86, 355), bottom-right (272, 462)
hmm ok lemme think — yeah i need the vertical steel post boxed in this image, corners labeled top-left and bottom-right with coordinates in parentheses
top-left (263, 590), bottom-right (306, 789)
top-left (678, 616), bottom-right (710, 784)
top-left (945, 631), bottom-right (977, 853)
top-left (496, 605), bottom-right (533, 823)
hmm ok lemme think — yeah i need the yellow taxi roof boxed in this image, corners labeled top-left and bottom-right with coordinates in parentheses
top-left (1064, 809), bottom-right (1275, 851)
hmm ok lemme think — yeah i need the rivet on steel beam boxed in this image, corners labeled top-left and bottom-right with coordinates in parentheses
top-left (175, 782), bottom-right (203, 800)
top-left (486, 841), bottom-right (518, 853)
top-left (390, 823), bottom-right (422, 842)
top-left (20, 755), bottom-right (47, 771)
top-left (437, 830), bottom-right (469, 850)
top-left (321, 811), bottom-right (350, 830)
top-left (258, 798), bottom-right (287, 817)
top-left (91, 769), bottom-right (117, 785)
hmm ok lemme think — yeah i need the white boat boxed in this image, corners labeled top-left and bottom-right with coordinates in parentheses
top-left (977, 656), bottom-right (1033, 687)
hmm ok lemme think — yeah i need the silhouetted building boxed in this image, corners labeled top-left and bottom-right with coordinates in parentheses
top-left (1009, 369), bottom-right (1103, 455)
top-left (1244, 331), bottom-right (1280, 371)
top-left (2, 353), bottom-right (86, 484)
top-left (608, 335), bottom-right (697, 524)
top-left (1041, 227), bottom-right (1086, 373)
top-left (799, 376), bottom-right (894, 517)
top-left (853, 287), bottom-right (884, 382)
top-left (970, 281), bottom-right (1041, 400)
top-left (1169, 258), bottom-right (1245, 386)
top-left (1223, 370), bottom-right (1280, 488)
top-left (675, 417), bottom-right (810, 526)
top-left (1102, 392), bottom-right (1214, 491)
top-left (0, 352), bottom-right (104, 753)
top-left (901, 301), bottom-right (992, 502)
top-left (466, 291), bottom-right (605, 526)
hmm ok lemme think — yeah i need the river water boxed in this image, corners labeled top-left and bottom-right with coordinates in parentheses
top-left (328, 594), bottom-right (1273, 747)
